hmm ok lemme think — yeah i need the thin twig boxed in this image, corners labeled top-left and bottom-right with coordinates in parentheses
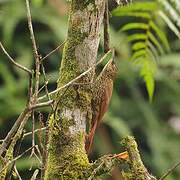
top-left (104, 0), bottom-right (110, 53)
top-left (40, 62), bottom-right (52, 179)
top-left (0, 49), bottom-right (111, 156)
top-left (0, 41), bottom-right (32, 75)
top-left (0, 144), bottom-right (7, 152)
top-left (159, 160), bottom-right (180, 180)
top-left (30, 169), bottom-right (39, 180)
top-left (24, 127), bottom-right (46, 138)
top-left (41, 63), bottom-right (54, 110)
top-left (40, 41), bottom-right (66, 63)
top-left (38, 49), bottom-right (112, 101)
top-left (6, 131), bottom-right (24, 180)
top-left (35, 144), bottom-right (42, 160)
top-left (14, 165), bottom-right (22, 180)
top-left (29, 111), bottom-right (35, 169)
top-left (31, 100), bottom-right (53, 109)
top-left (38, 80), bottom-right (49, 94)
top-left (28, 70), bottom-right (34, 103)
top-left (0, 107), bottom-right (30, 156)
top-left (0, 146), bottom-right (34, 174)
top-left (25, 0), bottom-right (40, 102)
top-left (29, 112), bottom-right (41, 170)
top-left (0, 127), bottom-right (46, 144)
top-left (32, 111), bottom-right (35, 149)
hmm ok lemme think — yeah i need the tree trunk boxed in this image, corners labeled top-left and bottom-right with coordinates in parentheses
top-left (45, 0), bottom-right (105, 179)
top-left (44, 1), bottom-right (157, 179)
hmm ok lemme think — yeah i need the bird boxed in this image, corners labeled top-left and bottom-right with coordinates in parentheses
top-left (85, 53), bottom-right (118, 154)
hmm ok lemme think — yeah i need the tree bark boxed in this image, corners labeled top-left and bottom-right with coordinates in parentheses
top-left (45, 0), bottom-right (105, 179)
top-left (44, 1), bottom-right (157, 179)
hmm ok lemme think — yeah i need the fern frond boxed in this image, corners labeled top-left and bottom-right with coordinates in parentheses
top-left (113, 2), bottom-right (157, 19)
top-left (131, 49), bottom-right (146, 61)
top-left (158, 10), bottom-right (180, 39)
top-left (113, 2), bottom-right (158, 13)
top-left (132, 42), bottom-right (146, 51)
top-left (120, 23), bottom-right (149, 32)
top-left (148, 42), bottom-right (159, 62)
top-left (148, 32), bottom-right (164, 55)
top-left (112, 1), bottom-right (171, 101)
top-left (140, 58), bottom-right (156, 103)
top-left (158, 0), bottom-right (180, 30)
top-left (112, 11), bottom-right (152, 19)
top-left (126, 34), bottom-right (147, 42)
top-left (149, 21), bottom-right (170, 52)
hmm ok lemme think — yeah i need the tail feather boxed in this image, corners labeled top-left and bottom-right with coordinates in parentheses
top-left (85, 118), bottom-right (98, 154)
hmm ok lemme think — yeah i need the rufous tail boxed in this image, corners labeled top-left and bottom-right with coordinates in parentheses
top-left (85, 119), bottom-right (98, 154)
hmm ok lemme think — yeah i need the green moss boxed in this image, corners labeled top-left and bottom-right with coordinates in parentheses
top-left (0, 130), bottom-right (22, 179)
top-left (120, 136), bottom-right (150, 180)
top-left (56, 27), bottom-right (91, 110)
top-left (45, 1), bottom-right (101, 178)
top-left (76, 86), bottom-right (91, 110)
top-left (45, 131), bottom-right (90, 180)
top-left (57, 27), bottom-right (88, 84)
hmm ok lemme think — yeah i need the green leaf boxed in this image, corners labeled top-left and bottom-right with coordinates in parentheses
top-left (148, 41), bottom-right (159, 62)
top-left (132, 42), bottom-right (146, 51)
top-left (112, 12), bottom-right (151, 19)
top-left (131, 49), bottom-right (146, 61)
top-left (148, 32), bottom-right (164, 55)
top-left (140, 59), bottom-right (155, 102)
top-left (112, 2), bottom-right (158, 14)
top-left (127, 33), bottom-right (147, 42)
top-left (158, 10), bottom-right (180, 39)
top-left (150, 21), bottom-right (170, 52)
top-left (121, 23), bottom-right (149, 32)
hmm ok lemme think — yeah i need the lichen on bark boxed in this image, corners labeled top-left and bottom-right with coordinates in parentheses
top-left (45, 0), bottom-right (105, 179)
top-left (120, 136), bottom-right (157, 180)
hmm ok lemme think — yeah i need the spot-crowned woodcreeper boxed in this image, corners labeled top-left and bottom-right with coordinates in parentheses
top-left (85, 52), bottom-right (118, 154)
top-left (85, 0), bottom-right (118, 154)
top-left (85, 0), bottom-right (132, 155)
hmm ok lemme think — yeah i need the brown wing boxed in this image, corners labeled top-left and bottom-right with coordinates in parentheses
top-left (85, 80), bottom-right (113, 154)
top-left (97, 80), bottom-right (113, 124)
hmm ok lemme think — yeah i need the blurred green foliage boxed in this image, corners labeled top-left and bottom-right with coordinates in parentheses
top-left (0, 0), bottom-right (180, 179)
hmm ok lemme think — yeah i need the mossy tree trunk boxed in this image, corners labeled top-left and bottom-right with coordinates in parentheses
top-left (45, 0), bottom-right (105, 179)
top-left (44, 1), bottom-right (157, 179)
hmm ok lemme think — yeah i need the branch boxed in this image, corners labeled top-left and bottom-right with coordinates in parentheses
top-left (30, 169), bottom-right (39, 180)
top-left (0, 41), bottom-right (32, 75)
top-left (159, 160), bottom-right (180, 180)
top-left (40, 41), bottom-right (65, 63)
top-left (6, 131), bottom-right (24, 180)
top-left (31, 100), bottom-right (53, 109)
top-left (38, 49), bottom-right (112, 101)
top-left (120, 136), bottom-right (156, 180)
top-left (0, 127), bottom-right (46, 143)
top-left (24, 127), bottom-right (46, 138)
top-left (41, 63), bottom-right (54, 110)
top-left (89, 152), bottom-right (128, 179)
top-left (0, 98), bottom-right (52, 155)
top-left (40, 63), bottom-right (52, 179)
top-left (88, 136), bottom-right (156, 180)
top-left (0, 107), bottom-right (30, 156)
top-left (25, 0), bottom-right (40, 101)
top-left (14, 165), bottom-right (22, 180)
top-left (104, 1), bottom-right (110, 53)
top-left (0, 146), bottom-right (34, 174)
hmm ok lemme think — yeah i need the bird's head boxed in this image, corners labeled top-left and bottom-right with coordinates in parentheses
top-left (104, 56), bottom-right (118, 80)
